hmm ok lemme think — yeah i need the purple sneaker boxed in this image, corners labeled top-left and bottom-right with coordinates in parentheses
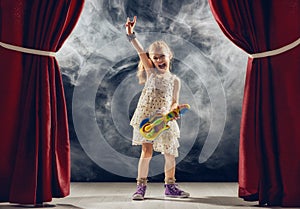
top-left (164, 184), bottom-right (190, 198)
top-left (132, 185), bottom-right (147, 200)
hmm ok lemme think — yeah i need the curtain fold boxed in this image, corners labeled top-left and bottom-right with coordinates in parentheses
top-left (208, 0), bottom-right (300, 207)
top-left (0, 0), bottom-right (84, 204)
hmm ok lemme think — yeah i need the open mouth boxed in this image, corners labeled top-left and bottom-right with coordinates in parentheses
top-left (158, 63), bottom-right (166, 69)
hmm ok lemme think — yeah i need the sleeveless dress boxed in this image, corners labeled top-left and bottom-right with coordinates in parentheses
top-left (130, 71), bottom-right (180, 157)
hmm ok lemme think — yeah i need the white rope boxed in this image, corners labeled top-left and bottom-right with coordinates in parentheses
top-left (248, 37), bottom-right (300, 59)
top-left (0, 41), bottom-right (56, 57)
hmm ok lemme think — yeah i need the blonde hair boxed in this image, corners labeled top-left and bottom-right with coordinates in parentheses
top-left (137, 40), bottom-right (173, 84)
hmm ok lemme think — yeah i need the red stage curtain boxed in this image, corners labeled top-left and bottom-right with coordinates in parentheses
top-left (208, 0), bottom-right (300, 207)
top-left (0, 0), bottom-right (84, 204)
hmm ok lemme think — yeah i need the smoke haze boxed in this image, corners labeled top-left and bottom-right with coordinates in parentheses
top-left (57, 0), bottom-right (248, 181)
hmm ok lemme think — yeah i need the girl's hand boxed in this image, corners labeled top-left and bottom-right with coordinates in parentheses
top-left (171, 103), bottom-right (180, 120)
top-left (125, 16), bottom-right (137, 35)
top-left (171, 103), bottom-right (179, 111)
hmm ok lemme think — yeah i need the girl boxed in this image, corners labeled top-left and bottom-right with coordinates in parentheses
top-left (126, 16), bottom-right (190, 200)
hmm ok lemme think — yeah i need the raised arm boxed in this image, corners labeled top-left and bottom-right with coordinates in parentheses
top-left (125, 16), bottom-right (153, 70)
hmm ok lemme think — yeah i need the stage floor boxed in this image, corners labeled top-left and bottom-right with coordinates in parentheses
top-left (0, 182), bottom-right (298, 209)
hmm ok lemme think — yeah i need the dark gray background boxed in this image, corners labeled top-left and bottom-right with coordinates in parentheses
top-left (57, 0), bottom-right (248, 182)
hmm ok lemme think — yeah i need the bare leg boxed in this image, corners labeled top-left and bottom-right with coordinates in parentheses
top-left (132, 143), bottom-right (153, 200)
top-left (164, 153), bottom-right (176, 182)
top-left (163, 153), bottom-right (190, 198)
top-left (137, 143), bottom-right (153, 179)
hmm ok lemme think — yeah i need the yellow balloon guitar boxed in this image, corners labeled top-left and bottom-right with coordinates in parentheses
top-left (139, 104), bottom-right (190, 141)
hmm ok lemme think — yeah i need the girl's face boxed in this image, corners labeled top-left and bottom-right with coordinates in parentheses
top-left (149, 47), bottom-right (171, 74)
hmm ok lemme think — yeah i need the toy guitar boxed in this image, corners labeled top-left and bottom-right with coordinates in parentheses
top-left (139, 104), bottom-right (190, 141)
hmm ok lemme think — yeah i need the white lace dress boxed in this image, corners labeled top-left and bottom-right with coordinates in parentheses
top-left (130, 71), bottom-right (180, 157)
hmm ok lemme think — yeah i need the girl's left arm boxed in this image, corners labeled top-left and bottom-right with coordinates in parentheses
top-left (171, 77), bottom-right (181, 110)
